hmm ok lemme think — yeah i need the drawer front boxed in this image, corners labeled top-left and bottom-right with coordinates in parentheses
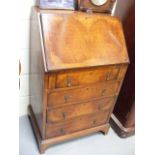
top-left (46, 110), bottom-right (110, 138)
top-left (47, 82), bottom-right (119, 108)
top-left (47, 97), bottom-right (114, 123)
top-left (49, 65), bottom-right (121, 89)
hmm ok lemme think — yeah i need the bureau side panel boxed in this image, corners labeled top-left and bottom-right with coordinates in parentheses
top-left (106, 64), bottom-right (128, 122)
top-left (30, 9), bottom-right (46, 138)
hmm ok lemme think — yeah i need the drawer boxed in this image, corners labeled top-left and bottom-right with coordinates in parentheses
top-left (47, 97), bottom-right (114, 123)
top-left (46, 110), bottom-right (110, 138)
top-left (48, 65), bottom-right (121, 89)
top-left (47, 82), bottom-right (119, 108)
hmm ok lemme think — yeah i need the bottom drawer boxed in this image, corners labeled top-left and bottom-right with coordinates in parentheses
top-left (46, 110), bottom-right (110, 138)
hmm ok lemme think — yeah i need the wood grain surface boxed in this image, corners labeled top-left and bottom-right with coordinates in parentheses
top-left (29, 7), bottom-right (129, 153)
top-left (41, 11), bottom-right (129, 71)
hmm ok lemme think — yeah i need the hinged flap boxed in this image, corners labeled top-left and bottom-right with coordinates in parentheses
top-left (40, 10), bottom-right (129, 71)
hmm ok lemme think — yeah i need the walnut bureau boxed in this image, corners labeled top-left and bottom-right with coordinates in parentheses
top-left (29, 7), bottom-right (129, 153)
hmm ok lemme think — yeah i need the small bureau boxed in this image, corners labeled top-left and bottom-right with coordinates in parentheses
top-left (29, 7), bottom-right (129, 153)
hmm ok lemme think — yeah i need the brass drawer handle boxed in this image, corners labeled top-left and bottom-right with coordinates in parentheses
top-left (98, 105), bottom-right (101, 110)
top-left (62, 112), bottom-right (67, 119)
top-left (93, 120), bottom-right (96, 125)
top-left (101, 89), bottom-right (106, 96)
top-left (106, 72), bottom-right (110, 81)
top-left (64, 95), bottom-right (69, 103)
top-left (60, 128), bottom-right (64, 134)
top-left (106, 66), bottom-right (120, 81)
top-left (67, 76), bottom-right (72, 87)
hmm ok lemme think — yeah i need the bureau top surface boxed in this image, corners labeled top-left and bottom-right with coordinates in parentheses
top-left (36, 8), bottom-right (129, 71)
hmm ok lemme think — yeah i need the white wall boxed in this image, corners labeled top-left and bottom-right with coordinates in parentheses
top-left (19, 0), bottom-right (38, 116)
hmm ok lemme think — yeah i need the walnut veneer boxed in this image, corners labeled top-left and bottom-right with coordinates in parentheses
top-left (29, 7), bottom-right (129, 153)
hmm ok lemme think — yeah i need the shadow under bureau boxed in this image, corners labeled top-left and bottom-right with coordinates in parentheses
top-left (29, 7), bottom-right (129, 153)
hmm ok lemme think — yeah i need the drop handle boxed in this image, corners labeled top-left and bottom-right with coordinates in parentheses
top-left (60, 128), bottom-right (64, 134)
top-left (101, 89), bottom-right (106, 96)
top-left (67, 76), bottom-right (72, 87)
top-left (64, 95), bottom-right (69, 103)
top-left (105, 72), bottom-right (110, 81)
top-left (98, 105), bottom-right (101, 110)
top-left (62, 112), bottom-right (67, 119)
top-left (93, 120), bottom-right (96, 125)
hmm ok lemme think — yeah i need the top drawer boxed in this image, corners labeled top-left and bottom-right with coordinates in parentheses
top-left (48, 65), bottom-right (121, 89)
